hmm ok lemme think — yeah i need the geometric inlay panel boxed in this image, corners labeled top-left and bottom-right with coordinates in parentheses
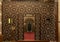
top-left (2, 0), bottom-right (58, 41)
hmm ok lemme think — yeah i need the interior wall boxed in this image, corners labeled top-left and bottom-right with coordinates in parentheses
top-left (2, 0), bottom-right (58, 41)
top-left (0, 0), bottom-right (59, 42)
top-left (58, 0), bottom-right (60, 42)
top-left (0, 0), bottom-right (2, 35)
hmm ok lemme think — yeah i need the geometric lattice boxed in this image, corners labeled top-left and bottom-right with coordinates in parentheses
top-left (2, 0), bottom-right (58, 41)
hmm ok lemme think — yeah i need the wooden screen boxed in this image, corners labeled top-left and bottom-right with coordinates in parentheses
top-left (2, 0), bottom-right (58, 42)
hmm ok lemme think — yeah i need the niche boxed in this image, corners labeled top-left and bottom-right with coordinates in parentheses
top-left (24, 14), bottom-right (35, 32)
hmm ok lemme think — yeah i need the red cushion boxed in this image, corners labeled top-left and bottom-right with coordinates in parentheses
top-left (24, 32), bottom-right (35, 40)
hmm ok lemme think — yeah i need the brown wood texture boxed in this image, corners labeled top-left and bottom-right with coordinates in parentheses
top-left (0, 35), bottom-right (3, 42)
top-left (17, 40), bottom-right (49, 42)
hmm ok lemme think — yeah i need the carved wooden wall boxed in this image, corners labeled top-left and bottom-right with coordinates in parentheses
top-left (2, 0), bottom-right (58, 41)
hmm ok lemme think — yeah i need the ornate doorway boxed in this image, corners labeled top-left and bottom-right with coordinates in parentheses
top-left (24, 14), bottom-right (35, 32)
